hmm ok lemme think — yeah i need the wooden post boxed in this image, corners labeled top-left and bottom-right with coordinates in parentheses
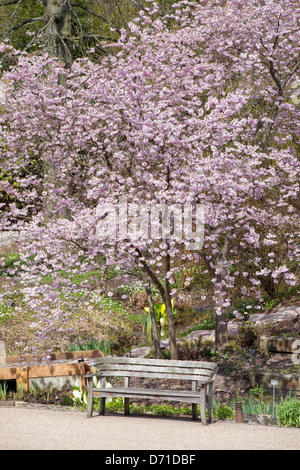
top-left (79, 360), bottom-right (86, 390)
top-left (16, 367), bottom-right (29, 394)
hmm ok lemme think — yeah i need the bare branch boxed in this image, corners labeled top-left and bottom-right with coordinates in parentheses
top-left (71, 2), bottom-right (121, 35)
top-left (0, 0), bottom-right (23, 6)
top-left (22, 19), bottom-right (52, 52)
top-left (283, 59), bottom-right (300, 88)
top-left (71, 3), bottom-right (111, 23)
top-left (10, 17), bottom-right (44, 32)
top-left (127, 0), bottom-right (146, 11)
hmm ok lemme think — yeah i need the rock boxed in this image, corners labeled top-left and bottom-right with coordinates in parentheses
top-left (214, 374), bottom-right (251, 394)
top-left (0, 341), bottom-right (5, 357)
top-left (185, 330), bottom-right (214, 342)
top-left (129, 347), bottom-right (152, 358)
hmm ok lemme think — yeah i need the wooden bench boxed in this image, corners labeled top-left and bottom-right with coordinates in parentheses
top-left (84, 357), bottom-right (218, 425)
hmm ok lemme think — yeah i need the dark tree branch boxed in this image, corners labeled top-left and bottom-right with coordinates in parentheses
top-left (71, 2), bottom-right (121, 36)
top-left (10, 17), bottom-right (44, 32)
top-left (0, 0), bottom-right (23, 6)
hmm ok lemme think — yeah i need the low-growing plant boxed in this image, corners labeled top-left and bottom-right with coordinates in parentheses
top-left (105, 397), bottom-right (124, 413)
top-left (144, 300), bottom-right (177, 339)
top-left (17, 383), bottom-right (24, 399)
top-left (0, 381), bottom-right (8, 400)
top-left (70, 378), bottom-right (113, 408)
top-left (276, 397), bottom-right (300, 428)
top-left (182, 312), bottom-right (215, 336)
top-left (177, 338), bottom-right (217, 361)
top-left (240, 396), bottom-right (273, 415)
top-left (250, 385), bottom-right (266, 398)
top-left (237, 321), bottom-right (258, 348)
top-left (68, 337), bottom-right (112, 355)
top-left (213, 401), bottom-right (234, 420)
top-left (71, 386), bottom-right (89, 407)
top-left (31, 381), bottom-right (39, 397)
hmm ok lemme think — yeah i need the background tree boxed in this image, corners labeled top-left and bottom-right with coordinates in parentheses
top-left (0, 0), bottom-right (175, 63)
top-left (0, 0), bottom-right (299, 357)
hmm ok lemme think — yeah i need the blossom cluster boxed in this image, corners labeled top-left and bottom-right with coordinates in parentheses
top-left (0, 0), bottom-right (299, 352)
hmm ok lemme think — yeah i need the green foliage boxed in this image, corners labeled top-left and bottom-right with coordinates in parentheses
top-left (17, 383), bottom-right (24, 399)
top-left (227, 298), bottom-right (262, 320)
top-left (0, 381), bottom-right (8, 400)
top-left (68, 336), bottom-right (111, 355)
top-left (237, 321), bottom-right (258, 348)
top-left (213, 400), bottom-right (234, 420)
top-left (250, 385), bottom-right (266, 398)
top-left (276, 397), bottom-right (300, 428)
top-left (144, 300), bottom-right (177, 326)
top-left (183, 312), bottom-right (215, 335)
top-left (161, 349), bottom-right (171, 360)
top-left (178, 338), bottom-right (217, 361)
top-left (143, 300), bottom-right (177, 340)
top-left (70, 386), bottom-right (88, 407)
top-left (240, 396), bottom-right (274, 415)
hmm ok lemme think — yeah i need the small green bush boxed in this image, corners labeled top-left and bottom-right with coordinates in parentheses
top-left (213, 399), bottom-right (234, 420)
top-left (214, 405), bottom-right (234, 420)
top-left (276, 398), bottom-right (300, 428)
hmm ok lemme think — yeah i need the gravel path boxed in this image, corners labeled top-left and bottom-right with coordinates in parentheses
top-left (0, 406), bottom-right (299, 450)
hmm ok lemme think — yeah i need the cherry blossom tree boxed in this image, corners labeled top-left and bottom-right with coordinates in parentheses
top-left (0, 0), bottom-right (299, 357)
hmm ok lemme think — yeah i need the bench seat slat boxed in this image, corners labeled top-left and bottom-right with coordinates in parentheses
top-left (95, 363), bottom-right (213, 376)
top-left (92, 387), bottom-right (204, 403)
top-left (89, 371), bottom-right (213, 381)
top-left (94, 357), bottom-right (217, 371)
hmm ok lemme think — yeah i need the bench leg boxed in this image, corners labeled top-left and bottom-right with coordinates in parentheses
top-left (87, 378), bottom-right (93, 418)
top-left (200, 385), bottom-right (207, 425)
top-left (192, 380), bottom-right (198, 420)
top-left (99, 397), bottom-right (106, 415)
top-left (124, 398), bottom-right (130, 416)
top-left (207, 383), bottom-right (213, 423)
top-left (192, 404), bottom-right (198, 420)
top-left (124, 377), bottom-right (130, 415)
top-left (99, 376), bottom-right (106, 415)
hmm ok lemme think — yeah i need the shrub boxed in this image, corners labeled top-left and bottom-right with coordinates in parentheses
top-left (213, 402), bottom-right (234, 420)
top-left (276, 398), bottom-right (300, 428)
top-left (237, 321), bottom-right (258, 348)
top-left (177, 338), bottom-right (217, 361)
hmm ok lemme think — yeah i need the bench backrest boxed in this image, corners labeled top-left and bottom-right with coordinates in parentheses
top-left (94, 357), bottom-right (218, 383)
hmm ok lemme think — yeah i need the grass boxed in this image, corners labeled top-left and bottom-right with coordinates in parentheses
top-left (0, 381), bottom-right (8, 400)
top-left (276, 396), bottom-right (300, 427)
top-left (68, 336), bottom-right (112, 355)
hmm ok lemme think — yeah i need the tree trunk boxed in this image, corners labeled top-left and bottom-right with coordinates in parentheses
top-left (215, 307), bottom-right (228, 349)
top-left (211, 236), bottom-right (231, 350)
top-left (135, 246), bottom-right (178, 359)
top-left (165, 276), bottom-right (178, 360)
top-left (145, 282), bottom-right (161, 359)
top-left (43, 0), bottom-right (72, 66)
